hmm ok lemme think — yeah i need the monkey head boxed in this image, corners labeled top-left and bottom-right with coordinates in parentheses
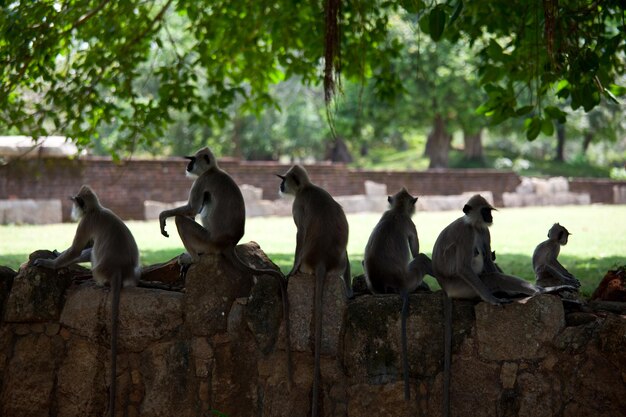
top-left (462, 194), bottom-right (496, 227)
top-left (70, 185), bottom-right (100, 221)
top-left (277, 165), bottom-right (311, 196)
top-left (388, 187), bottom-right (418, 215)
top-left (184, 147), bottom-right (216, 178)
top-left (548, 223), bottom-right (571, 245)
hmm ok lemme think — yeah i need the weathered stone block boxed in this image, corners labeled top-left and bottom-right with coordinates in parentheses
top-left (344, 292), bottom-right (475, 383)
top-left (0, 333), bottom-right (64, 417)
top-left (288, 271), bottom-right (348, 356)
top-left (245, 275), bottom-right (283, 354)
top-left (140, 340), bottom-right (197, 417)
top-left (61, 282), bottom-right (183, 352)
top-left (0, 266), bottom-right (16, 317)
top-left (4, 253), bottom-right (77, 322)
top-left (57, 338), bottom-right (107, 417)
top-left (184, 252), bottom-right (253, 337)
top-left (0, 198), bottom-right (62, 224)
top-left (476, 295), bottom-right (565, 361)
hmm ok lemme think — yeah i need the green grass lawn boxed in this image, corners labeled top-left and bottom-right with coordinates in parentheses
top-left (1, 205), bottom-right (624, 297)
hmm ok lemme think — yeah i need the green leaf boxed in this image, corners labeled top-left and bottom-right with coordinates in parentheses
top-left (526, 116), bottom-right (541, 141)
top-left (515, 105), bottom-right (534, 116)
top-left (541, 117), bottom-right (554, 136)
top-left (544, 106), bottom-right (566, 123)
top-left (400, 0), bottom-right (426, 14)
top-left (449, 1), bottom-right (464, 26)
top-left (429, 6), bottom-right (447, 41)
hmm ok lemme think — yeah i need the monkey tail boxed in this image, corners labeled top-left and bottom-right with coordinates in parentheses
top-left (109, 272), bottom-right (122, 417)
top-left (443, 293), bottom-right (452, 417)
top-left (312, 263), bottom-right (326, 417)
top-left (224, 248), bottom-right (293, 388)
top-left (400, 289), bottom-right (410, 400)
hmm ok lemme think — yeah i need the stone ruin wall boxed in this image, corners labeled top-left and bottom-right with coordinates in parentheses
top-left (0, 244), bottom-right (624, 417)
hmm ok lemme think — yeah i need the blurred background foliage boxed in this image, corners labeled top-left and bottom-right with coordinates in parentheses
top-left (1, 0), bottom-right (625, 177)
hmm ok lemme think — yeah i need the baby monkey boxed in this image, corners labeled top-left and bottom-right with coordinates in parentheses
top-left (532, 223), bottom-right (580, 288)
top-left (33, 185), bottom-right (139, 417)
top-left (363, 187), bottom-right (432, 400)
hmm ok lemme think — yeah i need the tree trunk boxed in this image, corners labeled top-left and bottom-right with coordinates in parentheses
top-left (555, 122), bottom-right (565, 162)
top-left (425, 114), bottom-right (450, 168)
top-left (582, 132), bottom-right (593, 155)
top-left (463, 128), bottom-right (484, 161)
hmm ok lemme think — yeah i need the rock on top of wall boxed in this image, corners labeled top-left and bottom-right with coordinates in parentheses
top-left (4, 251), bottom-right (81, 322)
top-left (475, 294), bottom-right (565, 360)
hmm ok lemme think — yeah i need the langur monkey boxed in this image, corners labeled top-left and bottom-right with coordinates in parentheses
top-left (33, 185), bottom-right (139, 417)
top-left (277, 165), bottom-right (352, 417)
top-left (363, 188), bottom-right (432, 401)
top-left (158, 146), bottom-right (292, 383)
top-left (533, 223), bottom-right (580, 288)
top-left (432, 194), bottom-right (575, 417)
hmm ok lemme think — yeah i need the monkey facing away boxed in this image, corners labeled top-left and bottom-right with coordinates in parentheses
top-left (277, 165), bottom-right (352, 417)
top-left (533, 223), bottom-right (580, 288)
top-left (158, 146), bottom-right (293, 382)
top-left (363, 187), bottom-right (433, 400)
top-left (33, 185), bottom-right (139, 417)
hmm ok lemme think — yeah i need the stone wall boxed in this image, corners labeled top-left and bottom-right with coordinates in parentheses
top-left (1, 157), bottom-right (523, 221)
top-left (0, 246), bottom-right (624, 417)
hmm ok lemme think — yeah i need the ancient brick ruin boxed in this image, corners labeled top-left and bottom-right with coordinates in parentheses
top-left (0, 244), bottom-right (624, 417)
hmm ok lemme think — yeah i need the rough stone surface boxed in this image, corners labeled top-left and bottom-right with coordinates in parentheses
top-left (476, 295), bottom-right (565, 360)
top-left (139, 340), bottom-right (197, 417)
top-left (287, 271), bottom-right (348, 356)
top-left (245, 275), bottom-right (283, 354)
top-left (0, 265), bottom-right (16, 316)
top-left (57, 338), bottom-right (107, 417)
top-left (4, 251), bottom-right (81, 322)
top-left (1, 249), bottom-right (625, 417)
top-left (0, 333), bottom-right (64, 417)
top-left (184, 252), bottom-right (253, 337)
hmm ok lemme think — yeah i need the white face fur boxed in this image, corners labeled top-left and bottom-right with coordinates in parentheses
top-left (70, 201), bottom-right (84, 222)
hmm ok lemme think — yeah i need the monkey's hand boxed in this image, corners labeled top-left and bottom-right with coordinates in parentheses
top-left (32, 258), bottom-right (56, 269)
top-left (159, 214), bottom-right (169, 238)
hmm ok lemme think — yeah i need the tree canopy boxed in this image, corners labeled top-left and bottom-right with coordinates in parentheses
top-left (1, 0), bottom-right (624, 157)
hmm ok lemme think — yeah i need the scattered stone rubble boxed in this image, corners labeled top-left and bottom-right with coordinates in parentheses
top-left (502, 177), bottom-right (590, 207)
top-left (0, 245), bottom-right (624, 417)
top-left (0, 199), bottom-right (62, 225)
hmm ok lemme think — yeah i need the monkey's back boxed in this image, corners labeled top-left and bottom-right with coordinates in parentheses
top-left (364, 211), bottom-right (413, 292)
top-left (201, 169), bottom-right (246, 245)
top-left (432, 216), bottom-right (471, 279)
top-left (295, 185), bottom-right (348, 273)
top-left (87, 208), bottom-right (140, 280)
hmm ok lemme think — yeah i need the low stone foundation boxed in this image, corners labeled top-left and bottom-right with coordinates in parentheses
top-left (0, 246), bottom-right (624, 417)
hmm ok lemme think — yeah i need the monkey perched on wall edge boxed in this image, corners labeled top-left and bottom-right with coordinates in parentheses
top-left (33, 185), bottom-right (139, 417)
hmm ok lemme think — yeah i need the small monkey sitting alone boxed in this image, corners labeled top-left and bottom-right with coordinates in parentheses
top-left (33, 185), bottom-right (139, 417)
top-left (533, 223), bottom-right (580, 289)
top-left (363, 187), bottom-right (433, 400)
top-left (277, 165), bottom-right (352, 417)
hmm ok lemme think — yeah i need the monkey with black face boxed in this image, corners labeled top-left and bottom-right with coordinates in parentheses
top-left (277, 165), bottom-right (352, 417)
top-left (33, 185), bottom-right (139, 417)
top-left (533, 223), bottom-right (580, 288)
top-left (159, 146), bottom-right (292, 383)
top-left (432, 194), bottom-right (574, 417)
top-left (363, 188), bottom-right (432, 400)
top-left (432, 194), bottom-right (551, 303)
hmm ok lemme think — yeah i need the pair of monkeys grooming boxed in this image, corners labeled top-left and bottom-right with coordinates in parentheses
top-left (32, 146), bottom-right (577, 417)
